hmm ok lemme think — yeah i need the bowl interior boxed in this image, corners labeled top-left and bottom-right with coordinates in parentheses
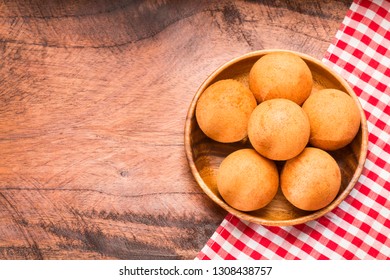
top-left (185, 50), bottom-right (368, 226)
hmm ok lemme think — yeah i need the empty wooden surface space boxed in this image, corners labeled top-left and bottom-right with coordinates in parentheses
top-left (0, 0), bottom-right (352, 259)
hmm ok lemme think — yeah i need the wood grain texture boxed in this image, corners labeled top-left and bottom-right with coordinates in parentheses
top-left (0, 0), bottom-right (352, 259)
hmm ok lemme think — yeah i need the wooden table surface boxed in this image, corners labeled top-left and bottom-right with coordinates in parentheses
top-left (0, 0), bottom-right (352, 260)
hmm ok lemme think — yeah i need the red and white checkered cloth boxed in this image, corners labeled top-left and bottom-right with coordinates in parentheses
top-left (197, 0), bottom-right (390, 260)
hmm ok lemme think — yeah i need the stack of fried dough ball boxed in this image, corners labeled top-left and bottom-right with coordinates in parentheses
top-left (195, 51), bottom-right (361, 212)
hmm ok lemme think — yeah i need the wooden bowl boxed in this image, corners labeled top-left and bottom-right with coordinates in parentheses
top-left (184, 49), bottom-right (368, 226)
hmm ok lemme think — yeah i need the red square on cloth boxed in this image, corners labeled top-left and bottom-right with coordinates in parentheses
top-left (197, 0), bottom-right (390, 260)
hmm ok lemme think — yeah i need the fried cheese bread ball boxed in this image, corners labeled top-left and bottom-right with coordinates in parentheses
top-left (249, 52), bottom-right (313, 105)
top-left (281, 147), bottom-right (341, 211)
top-left (302, 88), bottom-right (361, 150)
top-left (248, 99), bottom-right (310, 161)
top-left (217, 149), bottom-right (279, 211)
top-left (196, 79), bottom-right (257, 143)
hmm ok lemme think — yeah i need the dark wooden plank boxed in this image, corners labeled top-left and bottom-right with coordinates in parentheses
top-left (0, 0), bottom-right (352, 259)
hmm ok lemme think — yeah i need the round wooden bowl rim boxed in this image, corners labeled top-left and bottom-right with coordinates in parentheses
top-left (184, 49), bottom-right (368, 226)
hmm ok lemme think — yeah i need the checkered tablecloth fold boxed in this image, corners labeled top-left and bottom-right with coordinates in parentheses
top-left (197, 0), bottom-right (390, 260)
